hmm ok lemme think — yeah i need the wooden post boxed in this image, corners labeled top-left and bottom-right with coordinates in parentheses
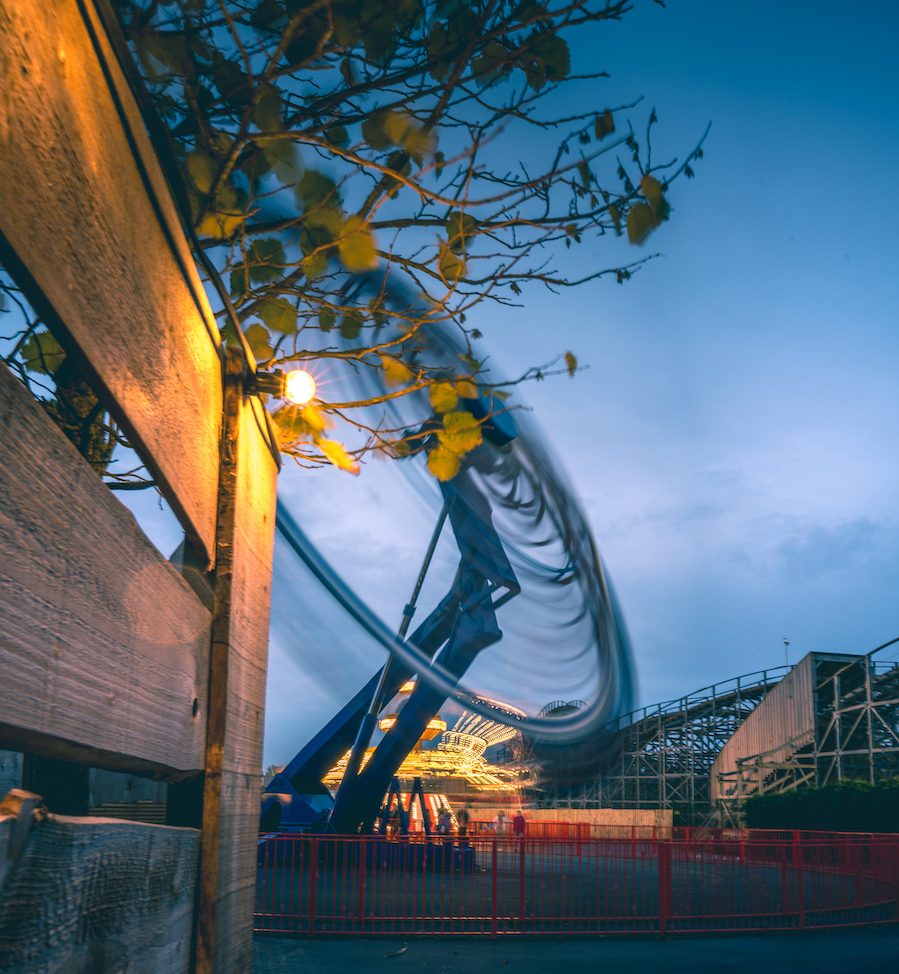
top-left (195, 350), bottom-right (278, 974)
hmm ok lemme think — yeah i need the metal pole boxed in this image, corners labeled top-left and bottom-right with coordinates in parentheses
top-left (865, 656), bottom-right (875, 785)
top-left (834, 675), bottom-right (842, 782)
top-left (335, 504), bottom-right (449, 797)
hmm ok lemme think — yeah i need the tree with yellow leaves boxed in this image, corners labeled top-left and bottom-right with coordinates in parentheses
top-left (4, 0), bottom-right (706, 482)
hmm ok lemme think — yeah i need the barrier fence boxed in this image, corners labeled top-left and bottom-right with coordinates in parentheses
top-left (255, 829), bottom-right (899, 936)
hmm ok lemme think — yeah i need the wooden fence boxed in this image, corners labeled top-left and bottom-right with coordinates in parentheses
top-left (0, 1), bottom-right (279, 971)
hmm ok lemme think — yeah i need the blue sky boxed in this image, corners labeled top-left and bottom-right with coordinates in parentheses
top-left (115, 2), bottom-right (899, 766)
top-left (458, 0), bottom-right (899, 703)
top-left (263, 1), bottom-right (899, 765)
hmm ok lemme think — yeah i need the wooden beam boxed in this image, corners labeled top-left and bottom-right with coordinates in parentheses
top-left (0, 0), bottom-right (222, 561)
top-left (0, 811), bottom-right (200, 974)
top-left (196, 352), bottom-right (279, 974)
top-left (0, 362), bottom-right (210, 777)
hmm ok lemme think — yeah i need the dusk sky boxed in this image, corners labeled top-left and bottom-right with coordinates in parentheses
top-left (121, 2), bottom-right (899, 767)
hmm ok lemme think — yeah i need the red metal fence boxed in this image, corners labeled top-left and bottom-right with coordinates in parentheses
top-left (255, 829), bottom-right (899, 936)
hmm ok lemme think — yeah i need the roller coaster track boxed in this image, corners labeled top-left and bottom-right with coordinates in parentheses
top-left (528, 665), bottom-right (792, 818)
top-left (530, 646), bottom-right (899, 824)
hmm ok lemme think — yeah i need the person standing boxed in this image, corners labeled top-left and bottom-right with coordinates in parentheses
top-left (457, 804), bottom-right (470, 838)
top-left (495, 810), bottom-right (508, 835)
top-left (436, 808), bottom-right (452, 837)
top-left (512, 809), bottom-right (526, 837)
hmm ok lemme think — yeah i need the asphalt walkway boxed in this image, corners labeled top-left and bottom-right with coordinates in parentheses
top-left (254, 925), bottom-right (899, 974)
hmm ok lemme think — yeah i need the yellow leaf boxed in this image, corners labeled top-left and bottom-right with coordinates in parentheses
top-left (455, 379), bottom-right (478, 399)
top-left (305, 207), bottom-right (344, 236)
top-left (564, 351), bottom-right (577, 377)
top-left (640, 174), bottom-right (664, 210)
top-left (594, 109), bottom-right (615, 140)
top-left (318, 437), bottom-right (360, 475)
top-left (271, 407), bottom-right (311, 446)
top-left (608, 203), bottom-right (622, 234)
top-left (438, 240), bottom-right (465, 283)
top-left (438, 410), bottom-right (483, 455)
top-left (384, 111), bottom-right (410, 145)
top-left (197, 210), bottom-right (243, 240)
top-left (20, 329), bottom-right (66, 375)
top-left (382, 111), bottom-right (434, 162)
top-left (427, 443), bottom-right (461, 481)
top-left (429, 381), bottom-right (458, 414)
top-left (245, 323), bottom-right (274, 361)
top-left (380, 355), bottom-right (413, 387)
top-left (186, 150), bottom-right (217, 193)
top-left (299, 403), bottom-right (331, 433)
top-left (271, 403), bottom-right (332, 444)
top-left (626, 202), bottom-right (659, 245)
top-left (338, 215), bottom-right (378, 272)
top-left (253, 85), bottom-right (282, 131)
top-left (403, 126), bottom-right (435, 163)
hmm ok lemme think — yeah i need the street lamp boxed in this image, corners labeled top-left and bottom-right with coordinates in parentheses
top-left (247, 367), bottom-right (317, 405)
top-left (283, 369), bottom-right (316, 405)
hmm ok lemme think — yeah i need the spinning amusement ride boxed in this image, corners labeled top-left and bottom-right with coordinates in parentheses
top-left (262, 274), bottom-right (636, 835)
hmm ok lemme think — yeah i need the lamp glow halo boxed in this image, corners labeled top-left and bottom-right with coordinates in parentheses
top-left (277, 273), bottom-right (636, 743)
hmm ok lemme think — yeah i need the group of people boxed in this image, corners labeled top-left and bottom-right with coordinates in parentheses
top-left (494, 809), bottom-right (527, 836)
top-left (434, 806), bottom-right (527, 837)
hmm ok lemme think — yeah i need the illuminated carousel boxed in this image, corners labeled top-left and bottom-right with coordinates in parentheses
top-left (320, 682), bottom-right (526, 827)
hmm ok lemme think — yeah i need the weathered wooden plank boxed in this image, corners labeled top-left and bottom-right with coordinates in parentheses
top-left (0, 0), bottom-right (222, 561)
top-left (0, 810), bottom-right (200, 974)
top-left (197, 353), bottom-right (278, 974)
top-left (0, 362), bottom-right (210, 776)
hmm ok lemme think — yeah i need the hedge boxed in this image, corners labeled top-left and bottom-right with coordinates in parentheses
top-left (744, 777), bottom-right (899, 832)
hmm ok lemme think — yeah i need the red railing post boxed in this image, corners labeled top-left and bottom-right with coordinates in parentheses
top-left (791, 831), bottom-right (805, 929)
top-left (308, 837), bottom-right (319, 936)
top-left (256, 834), bottom-right (268, 932)
top-left (779, 842), bottom-right (790, 927)
top-left (893, 841), bottom-right (899, 916)
top-left (491, 839), bottom-right (499, 936)
top-left (854, 841), bottom-right (865, 908)
top-left (357, 840), bottom-right (367, 929)
top-left (630, 825), bottom-right (636, 860)
top-left (518, 837), bottom-right (526, 928)
top-left (657, 840), bottom-right (672, 936)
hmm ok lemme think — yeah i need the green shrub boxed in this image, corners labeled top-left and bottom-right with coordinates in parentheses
top-left (744, 777), bottom-right (899, 832)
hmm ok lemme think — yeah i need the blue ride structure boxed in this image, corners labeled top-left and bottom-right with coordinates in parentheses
top-left (262, 274), bottom-right (636, 834)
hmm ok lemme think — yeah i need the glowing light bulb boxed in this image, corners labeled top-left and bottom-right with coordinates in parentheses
top-left (283, 369), bottom-right (316, 405)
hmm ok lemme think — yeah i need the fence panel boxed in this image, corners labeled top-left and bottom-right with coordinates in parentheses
top-left (255, 831), bottom-right (899, 937)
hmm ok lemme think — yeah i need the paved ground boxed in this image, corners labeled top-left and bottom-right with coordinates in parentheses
top-left (254, 925), bottom-right (899, 974)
